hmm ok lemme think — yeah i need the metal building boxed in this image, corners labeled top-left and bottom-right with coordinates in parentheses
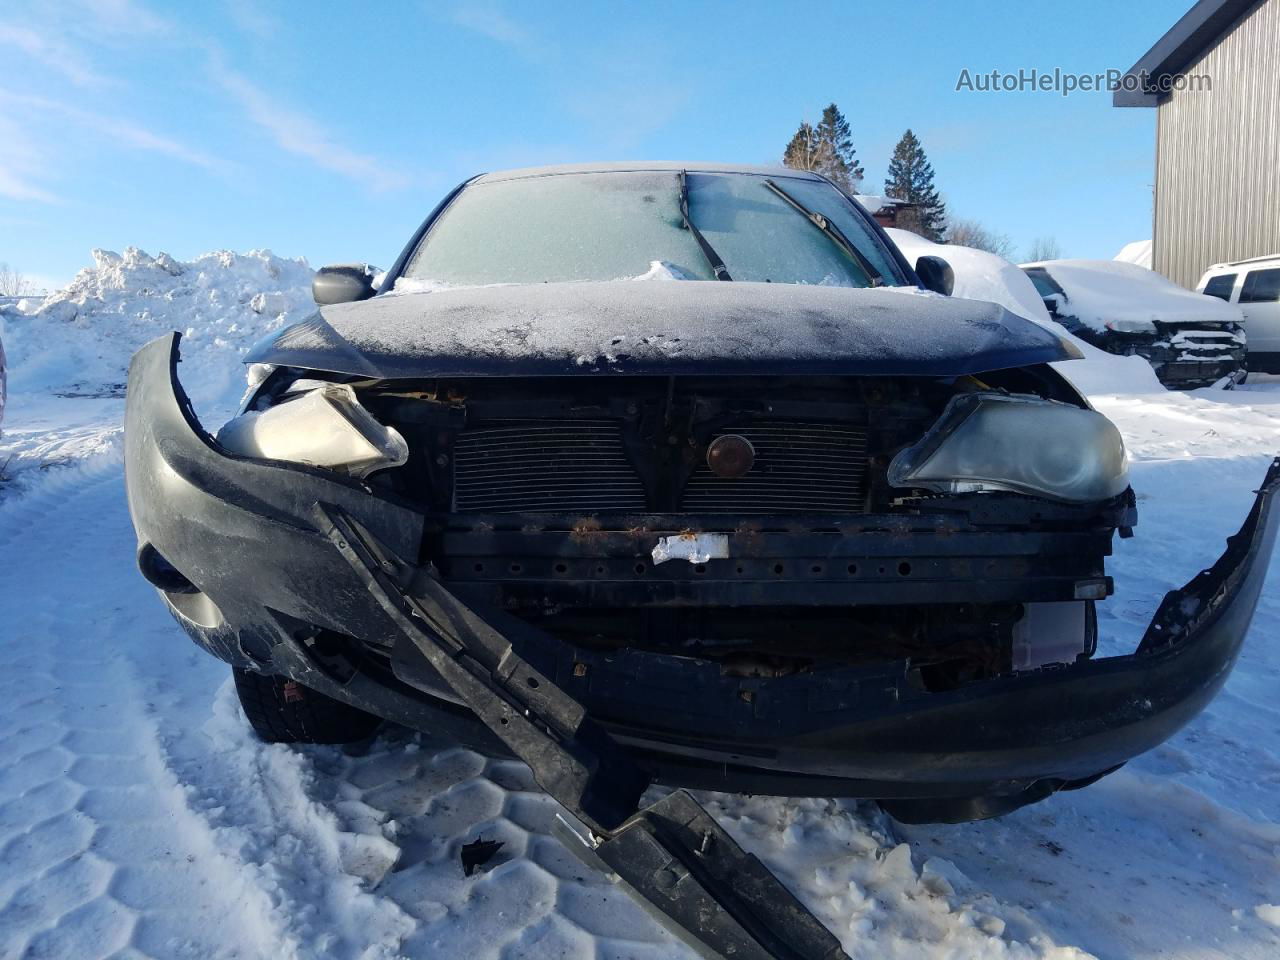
top-left (1115, 0), bottom-right (1280, 288)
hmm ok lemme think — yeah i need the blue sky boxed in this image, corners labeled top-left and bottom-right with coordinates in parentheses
top-left (0, 0), bottom-right (1185, 290)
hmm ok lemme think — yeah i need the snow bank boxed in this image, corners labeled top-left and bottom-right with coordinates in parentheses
top-left (1114, 239), bottom-right (1153, 269)
top-left (0, 246), bottom-right (315, 421)
top-left (886, 230), bottom-right (1166, 396)
top-left (1022, 259), bottom-right (1241, 333)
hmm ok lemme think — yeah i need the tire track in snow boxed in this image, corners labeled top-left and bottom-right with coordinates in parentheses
top-left (0, 465), bottom-right (294, 958)
top-left (0, 463), bottom-right (458, 959)
top-left (0, 461), bottom-right (430, 958)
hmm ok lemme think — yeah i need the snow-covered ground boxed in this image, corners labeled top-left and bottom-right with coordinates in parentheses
top-left (2, 250), bottom-right (1279, 959)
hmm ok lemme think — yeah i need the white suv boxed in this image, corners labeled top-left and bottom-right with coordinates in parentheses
top-left (1198, 256), bottom-right (1280, 373)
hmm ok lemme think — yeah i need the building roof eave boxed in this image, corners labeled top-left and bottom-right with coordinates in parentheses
top-left (1112, 0), bottom-right (1260, 107)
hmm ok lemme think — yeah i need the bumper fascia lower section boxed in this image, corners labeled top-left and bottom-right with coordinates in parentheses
top-left (126, 333), bottom-right (1280, 817)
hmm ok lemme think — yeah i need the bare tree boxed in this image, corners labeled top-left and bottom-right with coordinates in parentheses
top-left (945, 219), bottom-right (1016, 260)
top-left (0, 262), bottom-right (34, 298)
top-left (1024, 236), bottom-right (1062, 263)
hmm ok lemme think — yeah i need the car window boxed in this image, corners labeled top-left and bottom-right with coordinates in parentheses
top-left (682, 173), bottom-right (892, 286)
top-left (1240, 268), bottom-right (1280, 304)
top-left (1202, 273), bottom-right (1237, 301)
top-left (405, 172), bottom-right (710, 285)
top-left (1022, 267), bottom-right (1064, 300)
top-left (403, 171), bottom-right (900, 288)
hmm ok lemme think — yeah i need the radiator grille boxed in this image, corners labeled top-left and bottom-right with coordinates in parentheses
top-left (681, 422), bottom-right (868, 513)
top-left (453, 419), bottom-right (646, 513)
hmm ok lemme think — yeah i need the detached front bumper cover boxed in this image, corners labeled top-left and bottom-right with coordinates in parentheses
top-left (126, 334), bottom-right (1280, 958)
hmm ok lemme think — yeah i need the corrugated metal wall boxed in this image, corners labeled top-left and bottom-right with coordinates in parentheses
top-left (1154, 0), bottom-right (1280, 288)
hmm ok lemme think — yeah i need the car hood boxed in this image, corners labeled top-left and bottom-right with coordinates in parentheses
top-left (244, 279), bottom-right (1081, 378)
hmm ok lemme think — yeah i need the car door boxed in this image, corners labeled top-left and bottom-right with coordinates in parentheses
top-left (1238, 267), bottom-right (1280, 360)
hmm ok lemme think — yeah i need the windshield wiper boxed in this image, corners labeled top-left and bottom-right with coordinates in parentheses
top-left (678, 170), bottom-right (732, 281)
top-left (763, 178), bottom-right (884, 287)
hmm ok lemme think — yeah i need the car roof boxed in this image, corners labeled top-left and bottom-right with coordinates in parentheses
top-left (1203, 254), bottom-right (1280, 272)
top-left (471, 162), bottom-right (828, 185)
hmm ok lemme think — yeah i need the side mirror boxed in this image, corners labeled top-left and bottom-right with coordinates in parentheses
top-left (313, 264), bottom-right (376, 305)
top-left (915, 255), bottom-right (955, 297)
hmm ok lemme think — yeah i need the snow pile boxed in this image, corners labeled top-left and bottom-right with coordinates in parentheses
top-left (1114, 239), bottom-right (1153, 269)
top-left (886, 230), bottom-right (1166, 396)
top-left (0, 246), bottom-right (315, 419)
top-left (628, 259), bottom-right (695, 281)
top-left (1021, 259), bottom-right (1241, 333)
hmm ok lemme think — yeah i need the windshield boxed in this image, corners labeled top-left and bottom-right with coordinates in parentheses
top-left (1023, 267), bottom-right (1065, 299)
top-left (402, 170), bottom-right (903, 288)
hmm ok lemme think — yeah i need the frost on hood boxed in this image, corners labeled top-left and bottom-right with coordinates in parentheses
top-left (249, 279), bottom-right (1075, 380)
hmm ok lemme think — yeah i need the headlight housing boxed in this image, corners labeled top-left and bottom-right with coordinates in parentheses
top-left (216, 383), bottom-right (408, 478)
top-left (888, 393), bottom-right (1128, 503)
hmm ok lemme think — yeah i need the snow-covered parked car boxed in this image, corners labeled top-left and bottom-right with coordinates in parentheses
top-left (886, 228), bottom-right (1053, 326)
top-left (1022, 259), bottom-right (1246, 388)
top-left (124, 163), bottom-right (1280, 957)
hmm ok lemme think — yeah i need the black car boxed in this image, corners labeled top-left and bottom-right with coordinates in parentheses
top-left (125, 164), bottom-right (1279, 957)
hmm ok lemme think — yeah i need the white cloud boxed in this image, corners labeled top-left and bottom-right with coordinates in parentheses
top-left (0, 24), bottom-right (111, 88)
top-left (222, 0), bottom-right (282, 39)
top-left (71, 0), bottom-right (175, 37)
top-left (448, 2), bottom-right (552, 62)
top-left (209, 62), bottom-right (406, 191)
top-left (0, 114), bottom-right (59, 203)
top-left (0, 89), bottom-right (221, 171)
top-left (451, 3), bottom-right (535, 48)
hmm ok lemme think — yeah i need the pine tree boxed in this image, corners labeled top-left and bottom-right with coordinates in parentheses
top-left (781, 103), bottom-right (863, 192)
top-left (884, 130), bottom-right (946, 241)
top-left (814, 103), bottom-right (863, 192)
top-left (782, 122), bottom-right (820, 174)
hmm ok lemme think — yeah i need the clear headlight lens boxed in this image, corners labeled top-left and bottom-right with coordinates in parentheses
top-left (888, 393), bottom-right (1128, 503)
top-left (216, 383), bottom-right (408, 478)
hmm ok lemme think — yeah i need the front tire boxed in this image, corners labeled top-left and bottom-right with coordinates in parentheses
top-left (232, 668), bottom-right (382, 744)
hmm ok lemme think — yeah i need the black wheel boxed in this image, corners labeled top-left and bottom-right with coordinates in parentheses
top-left (232, 668), bottom-right (382, 744)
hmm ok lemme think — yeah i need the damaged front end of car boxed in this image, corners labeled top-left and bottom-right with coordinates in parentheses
top-left (126, 321), bottom-right (1279, 958)
top-left (1088, 321), bottom-right (1247, 389)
